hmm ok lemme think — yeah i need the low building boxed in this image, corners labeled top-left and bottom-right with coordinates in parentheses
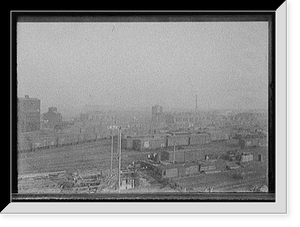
top-left (119, 169), bottom-right (137, 190)
top-left (240, 152), bottom-right (254, 162)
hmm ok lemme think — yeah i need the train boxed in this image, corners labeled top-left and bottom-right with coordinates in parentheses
top-left (17, 129), bottom-right (237, 153)
top-left (125, 132), bottom-right (211, 151)
top-left (17, 131), bottom-right (111, 153)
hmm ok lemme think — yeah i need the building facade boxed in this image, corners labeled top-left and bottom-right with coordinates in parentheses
top-left (18, 95), bottom-right (41, 132)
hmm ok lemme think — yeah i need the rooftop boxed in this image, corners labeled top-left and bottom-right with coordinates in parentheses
top-left (143, 161), bottom-right (200, 170)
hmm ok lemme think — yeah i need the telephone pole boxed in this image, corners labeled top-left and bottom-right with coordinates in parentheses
top-left (110, 116), bottom-right (114, 176)
top-left (118, 127), bottom-right (122, 193)
top-left (173, 141), bottom-right (176, 164)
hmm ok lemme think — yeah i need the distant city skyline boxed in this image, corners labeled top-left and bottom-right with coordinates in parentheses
top-left (17, 22), bottom-right (269, 118)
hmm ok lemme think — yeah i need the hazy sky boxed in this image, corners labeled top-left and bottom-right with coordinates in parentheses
top-left (17, 21), bottom-right (269, 115)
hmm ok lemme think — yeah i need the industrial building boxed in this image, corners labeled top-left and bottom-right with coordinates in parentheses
top-left (150, 105), bottom-right (165, 134)
top-left (43, 107), bottom-right (63, 129)
top-left (18, 95), bottom-right (41, 132)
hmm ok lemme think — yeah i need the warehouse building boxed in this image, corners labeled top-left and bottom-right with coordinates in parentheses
top-left (18, 95), bottom-right (41, 132)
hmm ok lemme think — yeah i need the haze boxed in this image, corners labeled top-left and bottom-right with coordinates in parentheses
top-left (17, 22), bottom-right (269, 118)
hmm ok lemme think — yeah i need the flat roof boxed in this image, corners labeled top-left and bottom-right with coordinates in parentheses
top-left (18, 97), bottom-right (40, 100)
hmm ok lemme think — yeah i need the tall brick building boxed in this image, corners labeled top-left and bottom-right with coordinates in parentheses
top-left (18, 95), bottom-right (41, 132)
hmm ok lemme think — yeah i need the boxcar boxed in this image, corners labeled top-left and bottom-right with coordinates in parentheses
top-left (85, 133), bottom-right (96, 142)
top-left (46, 136), bottom-right (57, 148)
top-left (122, 138), bottom-right (135, 150)
top-left (160, 150), bottom-right (185, 163)
top-left (167, 135), bottom-right (189, 147)
top-left (189, 133), bottom-right (211, 145)
top-left (133, 137), bottom-right (166, 151)
top-left (64, 134), bottom-right (78, 145)
top-left (57, 135), bottom-right (67, 146)
top-left (78, 134), bottom-right (86, 143)
top-left (31, 137), bottom-right (47, 150)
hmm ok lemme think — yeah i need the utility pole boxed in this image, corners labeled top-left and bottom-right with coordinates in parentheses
top-left (118, 127), bottom-right (122, 193)
top-left (110, 116), bottom-right (114, 176)
top-left (173, 140), bottom-right (176, 164)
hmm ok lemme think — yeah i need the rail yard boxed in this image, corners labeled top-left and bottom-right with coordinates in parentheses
top-left (18, 132), bottom-right (268, 193)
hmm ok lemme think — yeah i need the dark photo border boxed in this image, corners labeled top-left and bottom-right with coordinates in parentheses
top-left (6, 6), bottom-right (285, 209)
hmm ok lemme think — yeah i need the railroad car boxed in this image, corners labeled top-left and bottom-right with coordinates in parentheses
top-left (189, 133), bottom-right (211, 145)
top-left (64, 134), bottom-right (79, 145)
top-left (209, 130), bottom-right (229, 141)
top-left (122, 138), bottom-right (134, 150)
top-left (160, 149), bottom-right (205, 163)
top-left (57, 134), bottom-right (68, 146)
top-left (46, 136), bottom-right (58, 148)
top-left (143, 161), bottom-right (201, 179)
top-left (78, 133), bottom-right (86, 144)
top-left (85, 133), bottom-right (96, 142)
top-left (31, 137), bottom-right (48, 150)
top-left (166, 135), bottom-right (189, 147)
top-left (132, 137), bottom-right (166, 151)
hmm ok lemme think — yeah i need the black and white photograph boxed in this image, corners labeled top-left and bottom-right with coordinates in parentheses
top-left (5, 6), bottom-right (288, 214)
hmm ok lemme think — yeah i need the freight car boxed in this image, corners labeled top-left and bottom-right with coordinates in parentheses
top-left (85, 133), bottom-right (97, 142)
top-left (189, 132), bottom-right (211, 146)
top-left (166, 135), bottom-right (189, 147)
top-left (31, 137), bottom-right (44, 150)
top-left (239, 138), bottom-right (256, 148)
top-left (208, 130), bottom-right (230, 141)
top-left (141, 161), bottom-right (201, 179)
top-left (63, 134), bottom-right (79, 145)
top-left (159, 150), bottom-right (205, 164)
top-left (17, 131), bottom-right (107, 152)
top-left (132, 137), bottom-right (166, 151)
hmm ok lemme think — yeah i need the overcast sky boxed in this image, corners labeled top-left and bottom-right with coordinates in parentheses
top-left (17, 21), bottom-right (269, 115)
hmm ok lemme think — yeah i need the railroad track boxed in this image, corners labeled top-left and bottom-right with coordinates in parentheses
top-left (18, 142), bottom-right (148, 175)
top-left (175, 169), bottom-right (267, 191)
